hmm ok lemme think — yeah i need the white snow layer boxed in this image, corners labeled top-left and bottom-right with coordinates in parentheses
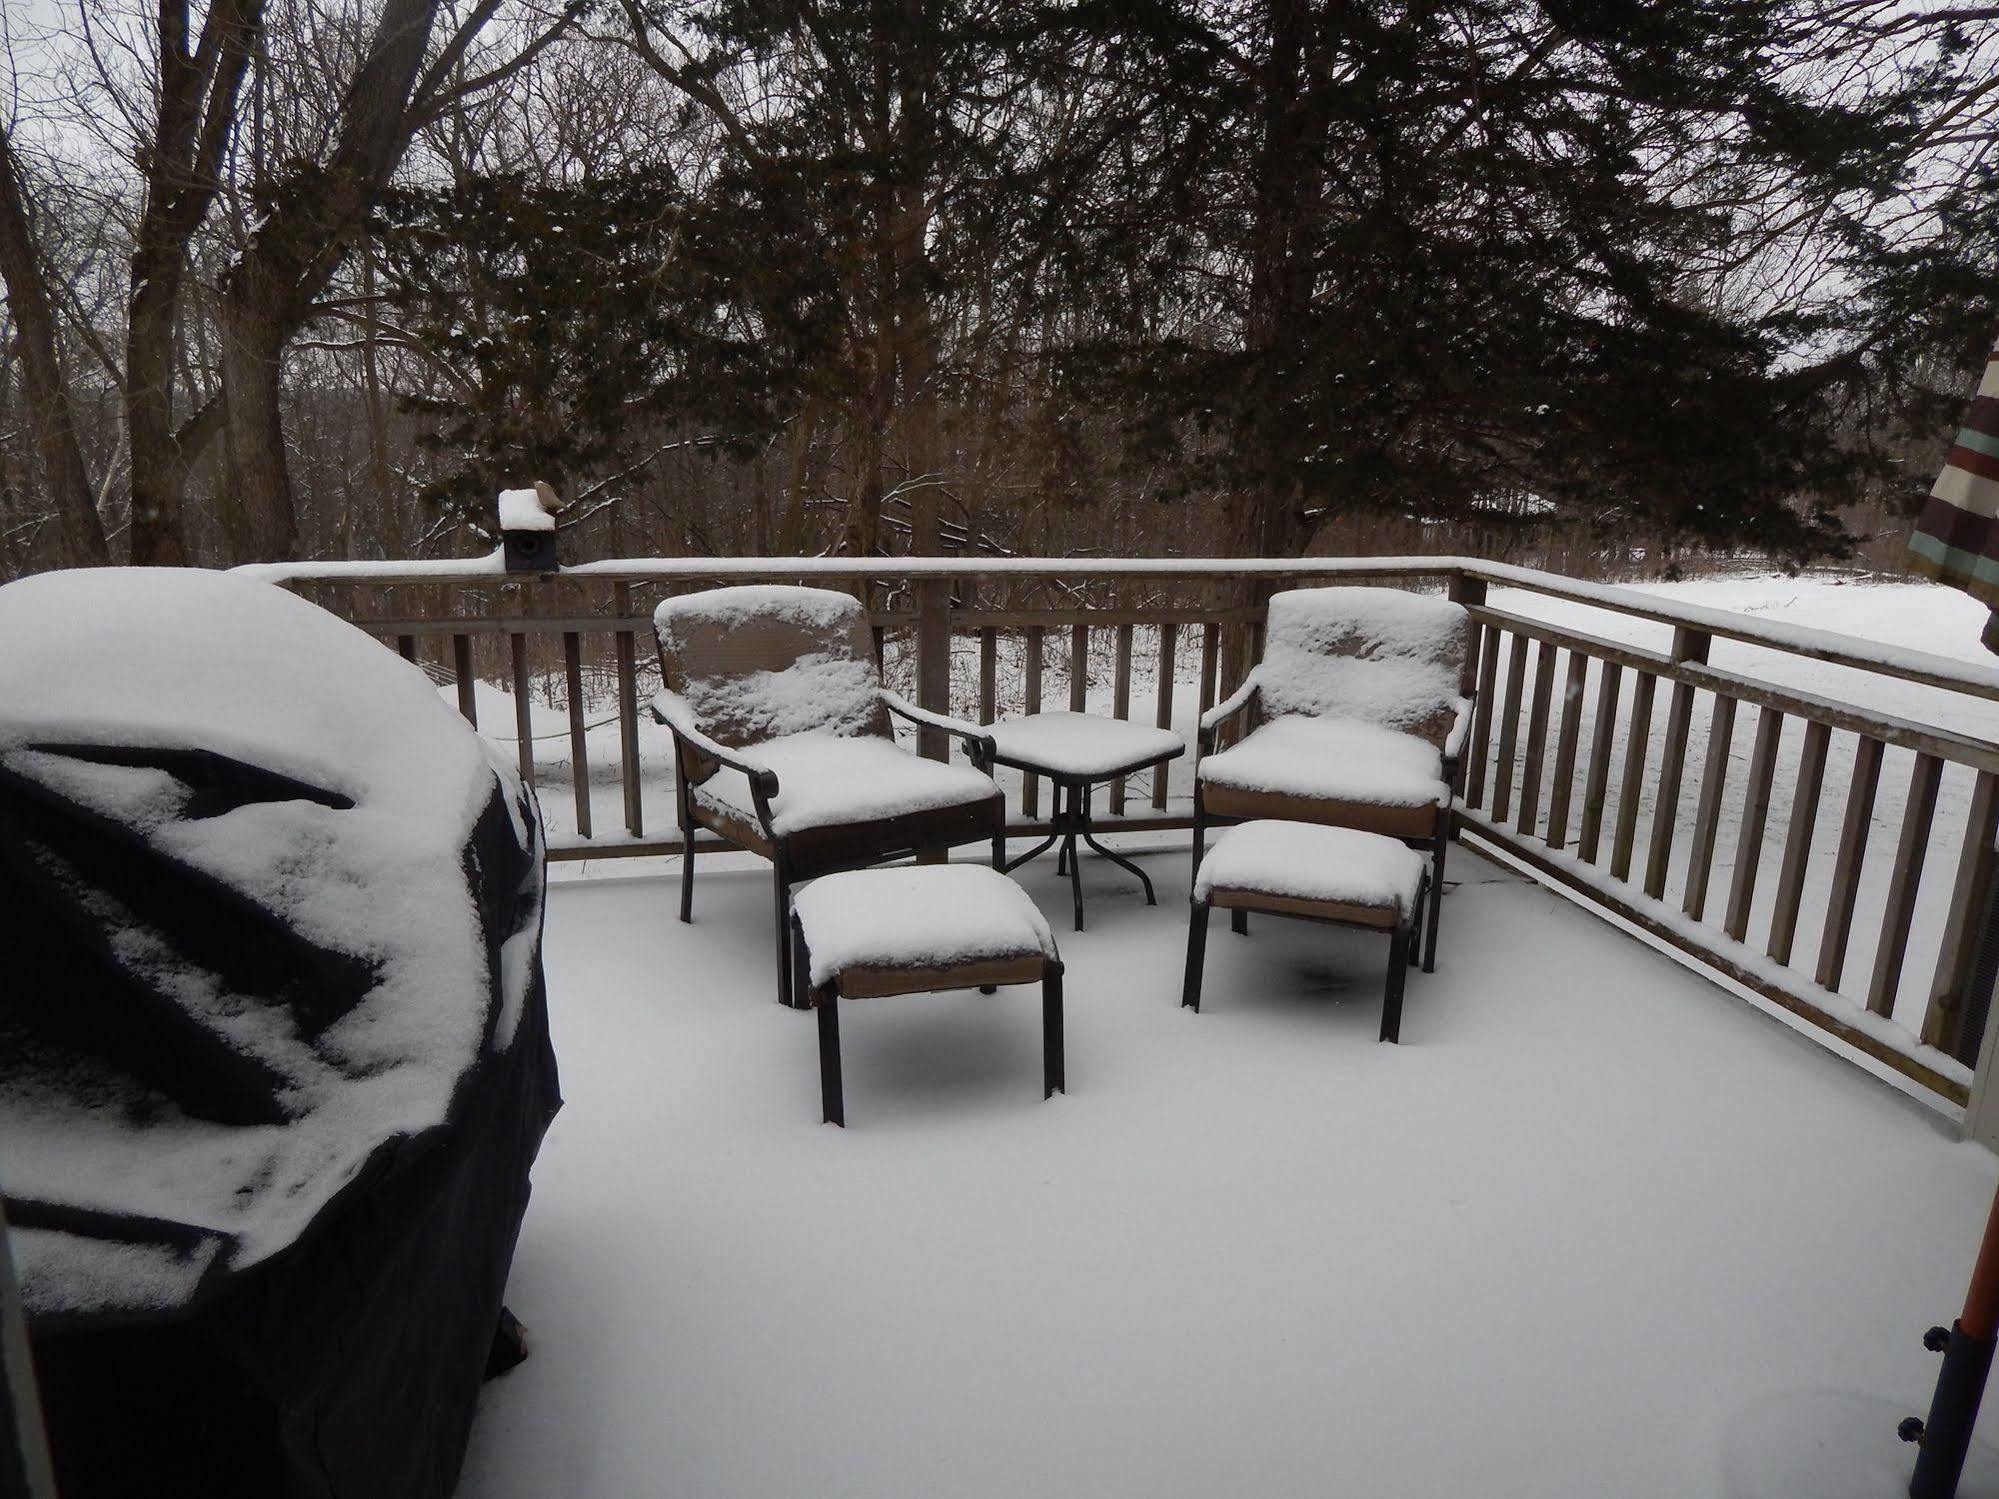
top-left (1196, 820), bottom-right (1426, 914)
top-left (455, 853), bottom-right (1996, 1499)
top-left (0, 567), bottom-right (526, 1312)
top-left (497, 486), bottom-right (556, 532)
top-left (792, 864), bottom-right (1057, 988)
top-left (986, 711), bottom-right (1185, 779)
top-left (693, 731), bottom-right (997, 835)
top-left (1198, 717), bottom-right (1449, 807)
top-left (1258, 586), bottom-right (1470, 739)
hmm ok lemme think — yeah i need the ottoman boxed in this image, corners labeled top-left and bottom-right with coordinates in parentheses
top-left (1184, 820), bottom-right (1429, 1041)
top-left (790, 863), bottom-right (1065, 1125)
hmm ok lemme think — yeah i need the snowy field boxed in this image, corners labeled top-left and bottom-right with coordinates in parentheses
top-left (460, 844), bottom-right (1998, 1499)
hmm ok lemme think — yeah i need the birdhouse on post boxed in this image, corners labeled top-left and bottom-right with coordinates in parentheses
top-left (498, 482), bottom-right (560, 574)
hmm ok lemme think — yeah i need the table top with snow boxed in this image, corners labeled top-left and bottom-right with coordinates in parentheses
top-left (984, 710), bottom-right (1187, 779)
top-left (457, 839), bottom-right (1994, 1499)
top-left (792, 864), bottom-right (1058, 988)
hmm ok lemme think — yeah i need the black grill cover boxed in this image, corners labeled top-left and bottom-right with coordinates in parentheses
top-left (0, 567), bottom-right (561, 1498)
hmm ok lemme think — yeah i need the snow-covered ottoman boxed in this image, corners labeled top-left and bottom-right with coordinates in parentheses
top-left (1184, 821), bottom-right (1429, 1042)
top-left (789, 864), bottom-right (1065, 1125)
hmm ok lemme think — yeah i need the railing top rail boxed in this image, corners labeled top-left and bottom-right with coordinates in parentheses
top-left (231, 551), bottom-right (1999, 705)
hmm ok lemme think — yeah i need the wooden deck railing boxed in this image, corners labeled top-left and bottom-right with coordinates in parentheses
top-left (240, 553), bottom-right (1999, 1105)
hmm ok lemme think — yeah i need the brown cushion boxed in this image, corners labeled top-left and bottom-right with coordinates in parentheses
top-left (1207, 889), bottom-right (1401, 929)
top-left (655, 585), bottom-right (891, 748)
top-left (1198, 781), bottom-right (1443, 839)
top-left (833, 953), bottom-right (1049, 1000)
top-left (690, 784), bottom-right (998, 876)
top-left (1258, 587), bottom-right (1471, 749)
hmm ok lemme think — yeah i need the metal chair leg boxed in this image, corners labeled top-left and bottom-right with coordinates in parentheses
top-left (1382, 920), bottom-right (1409, 1043)
top-left (1183, 899), bottom-right (1211, 1010)
top-left (1425, 831), bottom-right (1446, 974)
top-left (774, 869), bottom-right (795, 1006)
top-left (1231, 908), bottom-right (1249, 936)
top-left (1043, 960), bottom-right (1065, 1097)
top-left (678, 830), bottom-right (695, 923)
top-left (817, 992), bottom-right (844, 1126)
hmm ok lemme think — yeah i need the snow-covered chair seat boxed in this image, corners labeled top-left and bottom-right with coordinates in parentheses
top-left (1184, 821), bottom-right (1428, 1042)
top-left (1195, 587), bottom-right (1474, 975)
top-left (652, 585), bottom-right (1001, 1006)
top-left (789, 864), bottom-right (1066, 1125)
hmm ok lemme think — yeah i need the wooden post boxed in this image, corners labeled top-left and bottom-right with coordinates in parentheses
top-left (615, 582), bottom-right (643, 838)
top-left (1929, 772), bottom-right (1999, 1062)
top-left (1111, 623), bottom-right (1134, 812)
top-left (1154, 622), bottom-right (1177, 812)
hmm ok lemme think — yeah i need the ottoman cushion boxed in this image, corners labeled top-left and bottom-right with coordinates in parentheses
top-left (793, 864), bottom-right (1058, 999)
top-left (1195, 820), bottom-right (1425, 928)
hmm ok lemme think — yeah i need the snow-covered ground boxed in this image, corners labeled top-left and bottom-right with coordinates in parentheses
top-left (460, 844), bottom-right (1997, 1499)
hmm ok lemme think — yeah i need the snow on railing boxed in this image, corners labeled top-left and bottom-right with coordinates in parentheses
top-left (246, 554), bottom-right (1999, 1104)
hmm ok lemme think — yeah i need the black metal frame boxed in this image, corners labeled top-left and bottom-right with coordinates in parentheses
top-left (655, 685), bottom-right (1000, 1008)
top-left (1191, 680), bottom-right (1463, 975)
top-left (1181, 871), bottom-right (1429, 1043)
top-left (983, 739), bottom-right (1187, 931)
top-left (791, 914), bottom-right (1065, 1127)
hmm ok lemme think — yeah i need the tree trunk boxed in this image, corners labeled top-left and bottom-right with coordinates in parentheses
top-left (217, 301), bottom-right (298, 561)
top-left (0, 128), bottom-right (109, 565)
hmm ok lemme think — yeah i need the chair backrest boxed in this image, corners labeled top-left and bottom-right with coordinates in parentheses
top-left (654, 585), bottom-right (890, 749)
top-left (1257, 586), bottom-right (1472, 748)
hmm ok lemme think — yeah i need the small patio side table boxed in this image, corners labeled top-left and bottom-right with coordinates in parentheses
top-left (985, 711), bottom-right (1187, 930)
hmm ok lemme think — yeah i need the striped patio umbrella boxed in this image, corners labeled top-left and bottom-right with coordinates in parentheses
top-left (1908, 334), bottom-right (1999, 651)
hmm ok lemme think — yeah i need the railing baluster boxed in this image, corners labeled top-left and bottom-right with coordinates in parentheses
top-left (1578, 661), bottom-right (1623, 863)
top-left (1111, 624), bottom-right (1134, 812)
top-left (1768, 720), bottom-right (1831, 966)
top-left (1154, 622), bottom-right (1177, 811)
top-left (1070, 623), bottom-right (1089, 713)
top-left (1610, 673), bottom-right (1657, 883)
top-left (1681, 694), bottom-right (1737, 919)
top-left (1024, 625), bottom-right (1044, 819)
top-left (1467, 623), bottom-right (1502, 809)
top-left (1199, 621), bottom-right (1220, 714)
top-left (1925, 769), bottom-right (1999, 1061)
top-left (1723, 707), bottom-right (1783, 941)
top-left (979, 627), bottom-right (997, 724)
top-left (510, 630), bottom-right (534, 785)
top-left (563, 630), bottom-right (592, 840)
top-left (1645, 631), bottom-right (1709, 899)
top-left (1815, 734), bottom-right (1885, 992)
top-left (1516, 639), bottom-right (1557, 836)
top-left (1492, 632), bottom-right (1529, 823)
top-left (453, 633), bottom-right (478, 726)
top-left (1866, 751), bottom-right (1945, 1016)
top-left (1545, 651), bottom-right (1588, 849)
top-left (615, 583), bottom-right (642, 838)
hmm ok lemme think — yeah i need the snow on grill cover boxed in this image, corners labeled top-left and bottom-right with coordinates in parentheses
top-left (1257, 586), bottom-right (1470, 748)
top-left (0, 567), bottom-right (561, 1499)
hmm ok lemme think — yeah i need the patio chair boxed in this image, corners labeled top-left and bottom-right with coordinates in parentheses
top-left (1192, 586), bottom-right (1474, 972)
top-left (652, 584), bottom-right (1002, 1006)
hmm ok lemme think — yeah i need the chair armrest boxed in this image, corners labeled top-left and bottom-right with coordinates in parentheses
top-left (880, 689), bottom-right (999, 764)
top-left (1197, 672), bottom-right (1260, 753)
top-left (1443, 697), bottom-right (1473, 761)
top-left (649, 688), bottom-right (780, 798)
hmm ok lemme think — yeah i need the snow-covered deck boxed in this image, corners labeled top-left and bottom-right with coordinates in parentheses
top-left (460, 841), bottom-right (1998, 1499)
